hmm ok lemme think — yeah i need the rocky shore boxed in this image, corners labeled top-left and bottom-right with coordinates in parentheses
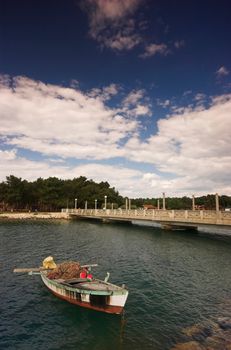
top-left (171, 317), bottom-right (231, 350)
top-left (0, 212), bottom-right (70, 220)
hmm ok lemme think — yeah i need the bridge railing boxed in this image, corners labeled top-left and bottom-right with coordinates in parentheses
top-left (64, 208), bottom-right (231, 225)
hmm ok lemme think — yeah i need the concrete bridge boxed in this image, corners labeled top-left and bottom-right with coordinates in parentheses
top-left (65, 208), bottom-right (231, 236)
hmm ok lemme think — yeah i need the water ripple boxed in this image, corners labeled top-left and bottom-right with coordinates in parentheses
top-left (1, 220), bottom-right (231, 349)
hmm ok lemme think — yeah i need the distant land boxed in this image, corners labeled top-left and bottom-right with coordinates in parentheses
top-left (0, 175), bottom-right (231, 212)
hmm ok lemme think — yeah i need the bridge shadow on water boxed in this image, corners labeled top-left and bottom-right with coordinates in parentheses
top-left (72, 215), bottom-right (231, 245)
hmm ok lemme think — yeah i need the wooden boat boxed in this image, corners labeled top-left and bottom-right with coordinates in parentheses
top-left (14, 257), bottom-right (129, 314)
top-left (40, 271), bottom-right (129, 314)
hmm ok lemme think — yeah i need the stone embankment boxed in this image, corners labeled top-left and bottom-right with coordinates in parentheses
top-left (0, 212), bottom-right (70, 220)
top-left (171, 317), bottom-right (231, 349)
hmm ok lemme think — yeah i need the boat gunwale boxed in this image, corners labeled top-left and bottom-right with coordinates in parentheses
top-left (41, 272), bottom-right (128, 296)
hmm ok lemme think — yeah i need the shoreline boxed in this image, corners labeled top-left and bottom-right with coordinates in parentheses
top-left (0, 212), bottom-right (70, 220)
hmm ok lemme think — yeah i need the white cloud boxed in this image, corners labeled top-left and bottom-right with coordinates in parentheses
top-left (183, 90), bottom-right (192, 97)
top-left (84, 0), bottom-right (141, 23)
top-left (123, 94), bottom-right (231, 195)
top-left (1, 75), bottom-right (231, 197)
top-left (194, 93), bottom-right (206, 101)
top-left (121, 89), bottom-right (151, 118)
top-left (82, 0), bottom-right (143, 51)
top-left (216, 66), bottom-right (229, 78)
top-left (102, 29), bottom-right (141, 51)
top-left (132, 104), bottom-right (151, 116)
top-left (70, 79), bottom-right (79, 88)
top-left (71, 163), bottom-right (145, 197)
top-left (0, 148), bottom-right (160, 198)
top-left (157, 99), bottom-right (170, 108)
top-left (81, 1), bottom-right (182, 58)
top-left (0, 150), bottom-right (69, 181)
top-left (0, 149), bottom-right (17, 161)
top-left (88, 83), bottom-right (120, 100)
top-left (140, 43), bottom-right (169, 58)
top-left (123, 89), bottom-right (144, 106)
top-left (0, 76), bottom-right (138, 160)
top-left (2, 150), bottom-right (230, 198)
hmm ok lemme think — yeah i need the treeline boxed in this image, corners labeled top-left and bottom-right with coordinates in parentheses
top-left (132, 195), bottom-right (231, 210)
top-left (0, 175), bottom-right (123, 211)
top-left (0, 175), bottom-right (230, 211)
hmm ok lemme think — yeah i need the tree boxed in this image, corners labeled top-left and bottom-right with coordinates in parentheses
top-left (0, 175), bottom-right (231, 212)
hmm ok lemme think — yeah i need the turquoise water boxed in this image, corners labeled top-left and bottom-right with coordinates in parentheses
top-left (0, 220), bottom-right (231, 349)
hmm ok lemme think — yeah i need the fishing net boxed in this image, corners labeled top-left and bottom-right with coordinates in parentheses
top-left (47, 261), bottom-right (84, 280)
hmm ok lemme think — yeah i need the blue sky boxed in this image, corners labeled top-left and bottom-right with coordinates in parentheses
top-left (0, 0), bottom-right (231, 197)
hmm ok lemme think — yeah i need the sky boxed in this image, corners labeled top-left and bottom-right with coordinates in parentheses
top-left (0, 0), bottom-right (231, 198)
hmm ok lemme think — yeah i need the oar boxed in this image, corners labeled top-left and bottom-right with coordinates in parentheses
top-left (13, 267), bottom-right (46, 273)
top-left (13, 263), bottom-right (98, 273)
top-left (81, 264), bottom-right (98, 268)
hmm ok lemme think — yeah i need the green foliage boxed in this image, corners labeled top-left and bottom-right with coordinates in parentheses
top-left (0, 175), bottom-right (123, 211)
top-left (131, 195), bottom-right (231, 210)
top-left (0, 175), bottom-right (230, 211)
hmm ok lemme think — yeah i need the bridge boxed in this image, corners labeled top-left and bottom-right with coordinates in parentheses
top-left (65, 208), bottom-right (231, 236)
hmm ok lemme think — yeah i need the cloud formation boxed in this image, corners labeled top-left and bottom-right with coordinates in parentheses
top-left (216, 66), bottom-right (229, 78)
top-left (140, 43), bottom-right (169, 58)
top-left (0, 150), bottom-right (161, 198)
top-left (123, 94), bottom-right (231, 194)
top-left (121, 89), bottom-right (151, 117)
top-left (0, 75), bottom-right (231, 197)
top-left (82, 0), bottom-right (143, 51)
top-left (0, 76), bottom-right (141, 160)
top-left (81, 0), bottom-right (181, 58)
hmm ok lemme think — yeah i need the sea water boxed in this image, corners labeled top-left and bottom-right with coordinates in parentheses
top-left (0, 220), bottom-right (231, 349)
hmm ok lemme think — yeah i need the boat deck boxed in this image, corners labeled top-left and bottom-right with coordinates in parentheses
top-left (53, 277), bottom-right (123, 291)
top-left (74, 281), bottom-right (121, 291)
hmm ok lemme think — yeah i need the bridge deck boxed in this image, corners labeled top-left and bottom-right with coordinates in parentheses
top-left (66, 209), bottom-right (231, 227)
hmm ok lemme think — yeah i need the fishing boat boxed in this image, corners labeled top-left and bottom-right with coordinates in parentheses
top-left (40, 271), bottom-right (129, 315)
top-left (14, 257), bottom-right (129, 315)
